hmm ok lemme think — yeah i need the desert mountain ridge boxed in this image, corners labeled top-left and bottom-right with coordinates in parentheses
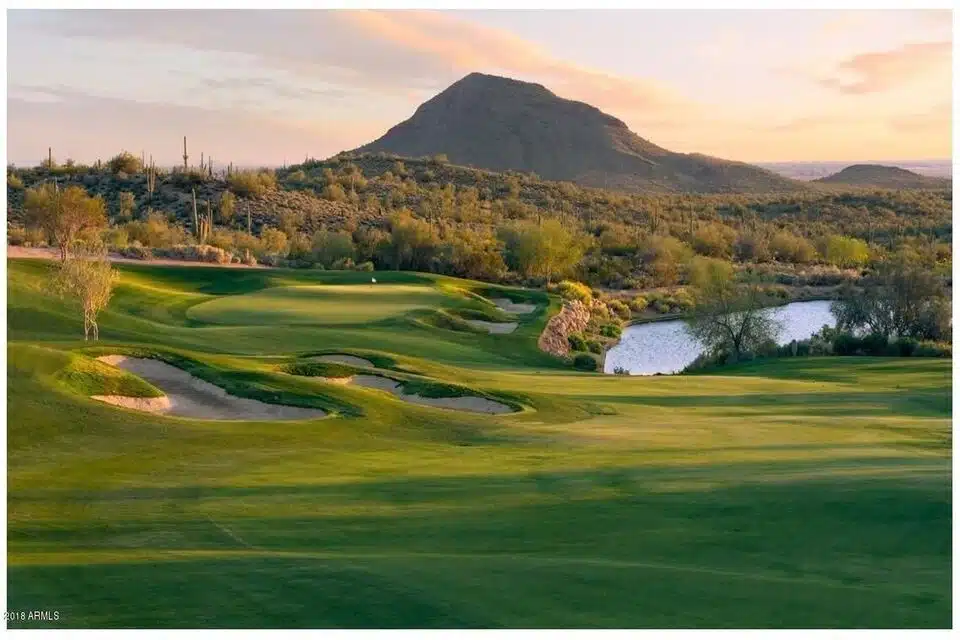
top-left (814, 164), bottom-right (952, 189)
top-left (354, 72), bottom-right (806, 195)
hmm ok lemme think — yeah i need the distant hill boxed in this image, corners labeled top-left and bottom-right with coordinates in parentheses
top-left (355, 72), bottom-right (804, 195)
top-left (814, 164), bottom-right (952, 189)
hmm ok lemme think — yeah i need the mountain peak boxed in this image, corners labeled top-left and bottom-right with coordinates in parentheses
top-left (354, 74), bottom-right (803, 194)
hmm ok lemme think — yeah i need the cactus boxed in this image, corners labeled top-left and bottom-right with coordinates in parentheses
top-left (191, 188), bottom-right (213, 244)
top-left (247, 208), bottom-right (252, 235)
top-left (183, 136), bottom-right (189, 170)
top-left (208, 157), bottom-right (213, 178)
top-left (200, 151), bottom-right (204, 171)
top-left (146, 159), bottom-right (157, 200)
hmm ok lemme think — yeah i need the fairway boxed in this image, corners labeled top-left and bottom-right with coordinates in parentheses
top-left (6, 258), bottom-right (952, 629)
top-left (186, 283), bottom-right (461, 325)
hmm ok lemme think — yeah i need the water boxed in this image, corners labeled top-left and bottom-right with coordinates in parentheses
top-left (603, 300), bottom-right (837, 375)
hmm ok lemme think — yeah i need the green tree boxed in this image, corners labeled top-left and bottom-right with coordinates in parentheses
top-left (117, 191), bottom-right (135, 221)
top-left (54, 246), bottom-right (118, 341)
top-left (685, 257), bottom-right (782, 363)
top-left (312, 229), bottom-right (356, 267)
top-left (821, 235), bottom-right (870, 268)
top-left (499, 218), bottom-right (584, 282)
top-left (24, 184), bottom-right (108, 261)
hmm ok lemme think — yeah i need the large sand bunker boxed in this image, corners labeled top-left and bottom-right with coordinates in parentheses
top-left (95, 356), bottom-right (326, 420)
top-left (327, 374), bottom-right (514, 414)
top-left (492, 298), bottom-right (538, 315)
top-left (465, 320), bottom-right (519, 334)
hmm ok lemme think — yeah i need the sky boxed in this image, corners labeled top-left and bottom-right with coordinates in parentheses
top-left (6, 9), bottom-right (953, 167)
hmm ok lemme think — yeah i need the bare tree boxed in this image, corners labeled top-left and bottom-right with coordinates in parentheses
top-left (24, 184), bottom-right (107, 261)
top-left (54, 247), bottom-right (118, 341)
top-left (685, 257), bottom-right (782, 362)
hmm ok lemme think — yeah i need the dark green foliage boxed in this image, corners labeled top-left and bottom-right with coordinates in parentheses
top-left (599, 324), bottom-right (623, 339)
top-left (586, 340), bottom-right (603, 354)
top-left (568, 333), bottom-right (588, 352)
top-left (572, 353), bottom-right (598, 371)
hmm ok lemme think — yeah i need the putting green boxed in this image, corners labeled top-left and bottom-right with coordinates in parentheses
top-left (186, 284), bottom-right (459, 326)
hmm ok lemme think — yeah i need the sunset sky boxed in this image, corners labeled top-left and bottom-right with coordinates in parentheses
top-left (6, 9), bottom-right (953, 167)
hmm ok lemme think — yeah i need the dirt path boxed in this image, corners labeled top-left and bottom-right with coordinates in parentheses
top-left (7, 246), bottom-right (270, 269)
top-left (95, 356), bottom-right (326, 420)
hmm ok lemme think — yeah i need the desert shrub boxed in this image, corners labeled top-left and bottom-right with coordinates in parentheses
top-left (228, 170), bottom-right (277, 198)
top-left (107, 151), bottom-right (142, 174)
top-left (7, 173), bottom-right (24, 189)
top-left (607, 299), bottom-right (632, 320)
top-left (833, 332), bottom-right (891, 356)
top-left (568, 333), bottom-right (588, 352)
top-left (573, 353), bottom-right (598, 371)
top-left (354, 261), bottom-right (375, 272)
top-left (599, 323), bottom-right (622, 339)
top-left (670, 288), bottom-right (696, 312)
top-left (153, 244), bottom-right (232, 264)
top-left (613, 367), bottom-right (630, 375)
top-left (914, 341), bottom-right (951, 358)
top-left (557, 280), bottom-right (592, 303)
top-left (259, 227), bottom-right (288, 255)
top-left (8, 226), bottom-right (26, 246)
top-left (330, 257), bottom-right (355, 270)
top-left (118, 245), bottom-right (152, 260)
top-left (102, 226), bottom-right (129, 249)
top-left (586, 340), bottom-right (603, 354)
top-left (820, 234), bottom-right (870, 268)
top-left (628, 296), bottom-right (648, 313)
top-left (321, 183), bottom-right (347, 202)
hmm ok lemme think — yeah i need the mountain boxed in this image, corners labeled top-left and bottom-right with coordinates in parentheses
top-left (354, 72), bottom-right (804, 194)
top-left (814, 164), bottom-right (952, 189)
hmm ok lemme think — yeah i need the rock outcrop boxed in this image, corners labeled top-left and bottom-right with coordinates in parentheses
top-left (537, 301), bottom-right (590, 357)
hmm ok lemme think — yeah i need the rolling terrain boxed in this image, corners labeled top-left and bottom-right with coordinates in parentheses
top-left (815, 164), bottom-right (952, 189)
top-left (6, 257), bottom-right (952, 628)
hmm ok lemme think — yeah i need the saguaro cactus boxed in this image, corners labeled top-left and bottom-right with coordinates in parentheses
top-left (183, 136), bottom-right (189, 170)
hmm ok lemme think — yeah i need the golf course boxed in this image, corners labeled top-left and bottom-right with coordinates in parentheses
top-left (6, 256), bottom-right (952, 628)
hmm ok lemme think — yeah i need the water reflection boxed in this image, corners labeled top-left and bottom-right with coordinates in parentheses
top-left (603, 300), bottom-right (837, 375)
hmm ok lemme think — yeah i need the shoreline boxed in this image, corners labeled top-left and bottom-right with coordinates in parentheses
top-left (602, 295), bottom-right (838, 375)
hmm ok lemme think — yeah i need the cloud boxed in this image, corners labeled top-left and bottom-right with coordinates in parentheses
top-left (339, 10), bottom-right (697, 122)
top-left (817, 40), bottom-right (951, 94)
top-left (888, 102), bottom-right (952, 134)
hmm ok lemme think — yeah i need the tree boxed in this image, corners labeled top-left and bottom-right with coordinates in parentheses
top-left (54, 247), bottom-right (118, 341)
top-left (832, 257), bottom-right (950, 341)
top-left (386, 209), bottom-right (441, 271)
top-left (24, 184), bottom-right (107, 261)
top-left (499, 218), bottom-right (584, 282)
top-left (444, 228), bottom-right (507, 281)
top-left (685, 257), bottom-right (782, 362)
top-left (260, 227), bottom-right (288, 255)
top-left (312, 229), bottom-right (356, 267)
top-left (820, 234), bottom-right (870, 268)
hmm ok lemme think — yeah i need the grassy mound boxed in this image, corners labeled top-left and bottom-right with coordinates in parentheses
top-left (296, 350), bottom-right (398, 370)
top-left (281, 361), bottom-right (360, 379)
top-left (56, 355), bottom-right (164, 398)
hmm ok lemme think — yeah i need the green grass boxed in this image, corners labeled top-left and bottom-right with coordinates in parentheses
top-left (6, 257), bottom-right (952, 628)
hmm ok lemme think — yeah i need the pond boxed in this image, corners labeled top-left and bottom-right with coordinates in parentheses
top-left (603, 300), bottom-right (837, 376)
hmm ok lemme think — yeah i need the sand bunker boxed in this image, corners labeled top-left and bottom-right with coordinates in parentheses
top-left (328, 374), bottom-right (514, 414)
top-left (314, 354), bottom-right (376, 368)
top-left (94, 356), bottom-right (326, 420)
top-left (492, 298), bottom-right (537, 315)
top-left (465, 320), bottom-right (519, 334)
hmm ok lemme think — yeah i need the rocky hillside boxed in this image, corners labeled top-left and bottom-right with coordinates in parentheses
top-left (815, 164), bottom-right (952, 189)
top-left (355, 72), bottom-right (805, 195)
